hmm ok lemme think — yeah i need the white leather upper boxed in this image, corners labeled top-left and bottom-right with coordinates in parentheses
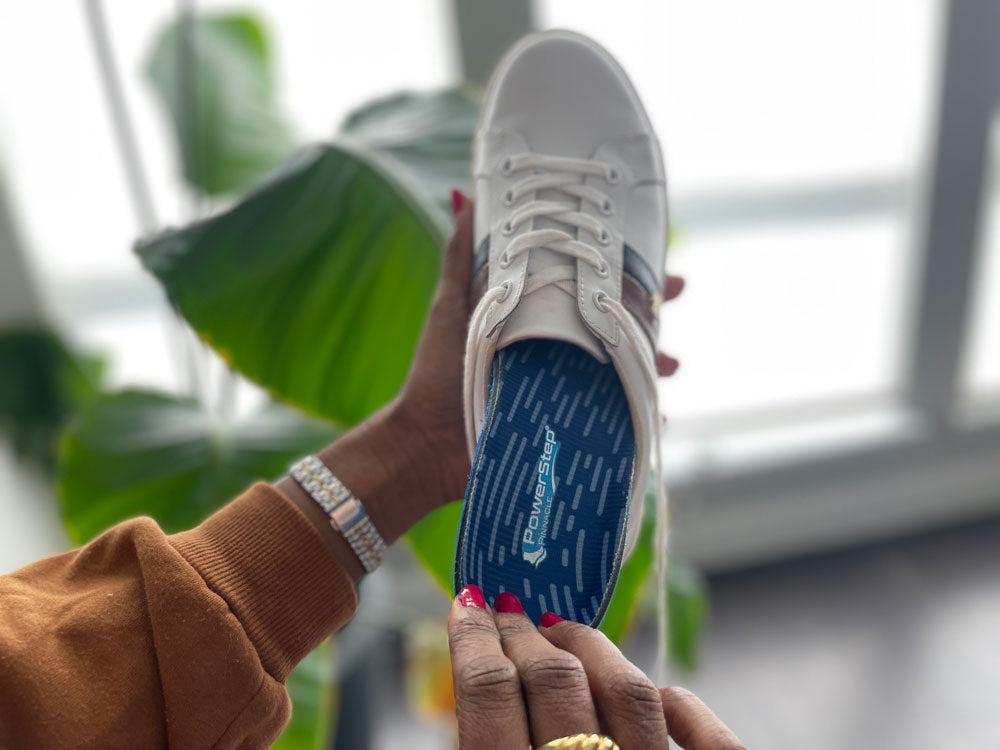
top-left (466, 30), bottom-right (668, 555)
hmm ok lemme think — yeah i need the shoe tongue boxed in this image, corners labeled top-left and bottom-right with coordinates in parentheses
top-left (497, 185), bottom-right (609, 363)
top-left (496, 284), bottom-right (609, 364)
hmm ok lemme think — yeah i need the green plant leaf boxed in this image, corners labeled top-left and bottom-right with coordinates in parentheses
top-left (406, 500), bottom-right (464, 592)
top-left (599, 495), bottom-right (655, 644)
top-left (0, 327), bottom-right (103, 472)
top-left (136, 90), bottom-right (478, 426)
top-left (272, 639), bottom-right (336, 750)
top-left (667, 558), bottom-right (709, 672)
top-left (340, 89), bottom-right (478, 212)
top-left (56, 389), bottom-right (336, 544)
top-left (146, 13), bottom-right (297, 195)
top-left (601, 484), bottom-right (710, 668)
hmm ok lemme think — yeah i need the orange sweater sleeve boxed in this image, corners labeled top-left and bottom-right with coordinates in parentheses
top-left (0, 483), bottom-right (358, 749)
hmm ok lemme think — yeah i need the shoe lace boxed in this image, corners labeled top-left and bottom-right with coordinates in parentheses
top-left (466, 152), bottom-right (671, 680)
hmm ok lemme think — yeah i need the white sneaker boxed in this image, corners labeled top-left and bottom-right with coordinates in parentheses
top-left (456, 30), bottom-right (668, 628)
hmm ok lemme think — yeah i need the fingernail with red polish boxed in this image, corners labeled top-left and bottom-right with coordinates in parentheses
top-left (539, 612), bottom-right (565, 628)
top-left (456, 584), bottom-right (486, 609)
top-left (494, 592), bottom-right (523, 614)
top-left (451, 189), bottom-right (464, 216)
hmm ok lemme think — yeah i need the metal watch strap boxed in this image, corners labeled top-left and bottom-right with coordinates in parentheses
top-left (290, 456), bottom-right (387, 573)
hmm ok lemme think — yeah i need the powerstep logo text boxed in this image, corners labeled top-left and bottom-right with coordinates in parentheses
top-left (522, 426), bottom-right (559, 567)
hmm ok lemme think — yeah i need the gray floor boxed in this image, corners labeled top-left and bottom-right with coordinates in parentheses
top-left (370, 515), bottom-right (1000, 749)
top-left (657, 516), bottom-right (1000, 749)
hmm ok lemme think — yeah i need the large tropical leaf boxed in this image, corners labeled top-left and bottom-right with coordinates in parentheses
top-left (407, 500), bottom-right (464, 592)
top-left (0, 327), bottom-right (103, 471)
top-left (602, 487), bottom-right (709, 668)
top-left (146, 13), bottom-right (297, 196)
top-left (136, 91), bottom-right (477, 426)
top-left (598, 496), bottom-right (655, 644)
top-left (57, 389), bottom-right (336, 543)
top-left (339, 89), bottom-right (478, 211)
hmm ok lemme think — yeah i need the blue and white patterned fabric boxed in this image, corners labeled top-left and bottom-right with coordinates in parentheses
top-left (455, 339), bottom-right (635, 625)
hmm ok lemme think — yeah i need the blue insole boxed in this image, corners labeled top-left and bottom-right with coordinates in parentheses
top-left (455, 339), bottom-right (635, 625)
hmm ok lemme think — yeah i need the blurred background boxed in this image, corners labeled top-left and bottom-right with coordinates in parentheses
top-left (1, 0), bottom-right (999, 748)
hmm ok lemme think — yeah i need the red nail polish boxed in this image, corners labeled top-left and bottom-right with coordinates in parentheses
top-left (539, 612), bottom-right (565, 627)
top-left (451, 189), bottom-right (464, 216)
top-left (494, 592), bottom-right (523, 614)
top-left (457, 584), bottom-right (486, 609)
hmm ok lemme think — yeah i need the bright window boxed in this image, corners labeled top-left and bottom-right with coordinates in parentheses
top-left (538, 0), bottom-right (937, 192)
top-left (661, 217), bottom-right (908, 425)
top-left (963, 117), bottom-right (1000, 399)
top-left (539, 0), bottom-right (939, 427)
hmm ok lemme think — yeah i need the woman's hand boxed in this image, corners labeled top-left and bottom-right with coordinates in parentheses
top-left (394, 191), bottom-right (478, 502)
top-left (448, 585), bottom-right (743, 750)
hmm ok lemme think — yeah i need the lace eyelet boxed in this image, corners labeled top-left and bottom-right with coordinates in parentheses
top-left (593, 289), bottom-right (609, 312)
top-left (502, 190), bottom-right (515, 207)
top-left (501, 158), bottom-right (514, 177)
top-left (498, 252), bottom-right (512, 268)
top-left (606, 167), bottom-right (620, 185)
top-left (501, 220), bottom-right (514, 237)
top-left (600, 198), bottom-right (615, 216)
top-left (597, 228), bottom-right (611, 246)
top-left (498, 280), bottom-right (513, 302)
top-left (596, 261), bottom-right (610, 278)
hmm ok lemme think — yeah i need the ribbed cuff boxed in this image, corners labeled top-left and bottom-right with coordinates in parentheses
top-left (170, 482), bottom-right (358, 681)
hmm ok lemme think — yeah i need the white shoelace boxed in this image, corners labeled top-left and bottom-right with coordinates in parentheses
top-left (467, 152), bottom-right (670, 680)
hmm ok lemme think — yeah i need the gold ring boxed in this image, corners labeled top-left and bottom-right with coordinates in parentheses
top-left (536, 734), bottom-right (620, 750)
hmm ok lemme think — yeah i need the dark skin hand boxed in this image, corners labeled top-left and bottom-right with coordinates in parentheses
top-left (449, 590), bottom-right (745, 749)
top-left (279, 193), bottom-right (739, 748)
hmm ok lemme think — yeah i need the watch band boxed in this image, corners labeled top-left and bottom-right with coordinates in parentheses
top-left (290, 455), bottom-right (386, 573)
